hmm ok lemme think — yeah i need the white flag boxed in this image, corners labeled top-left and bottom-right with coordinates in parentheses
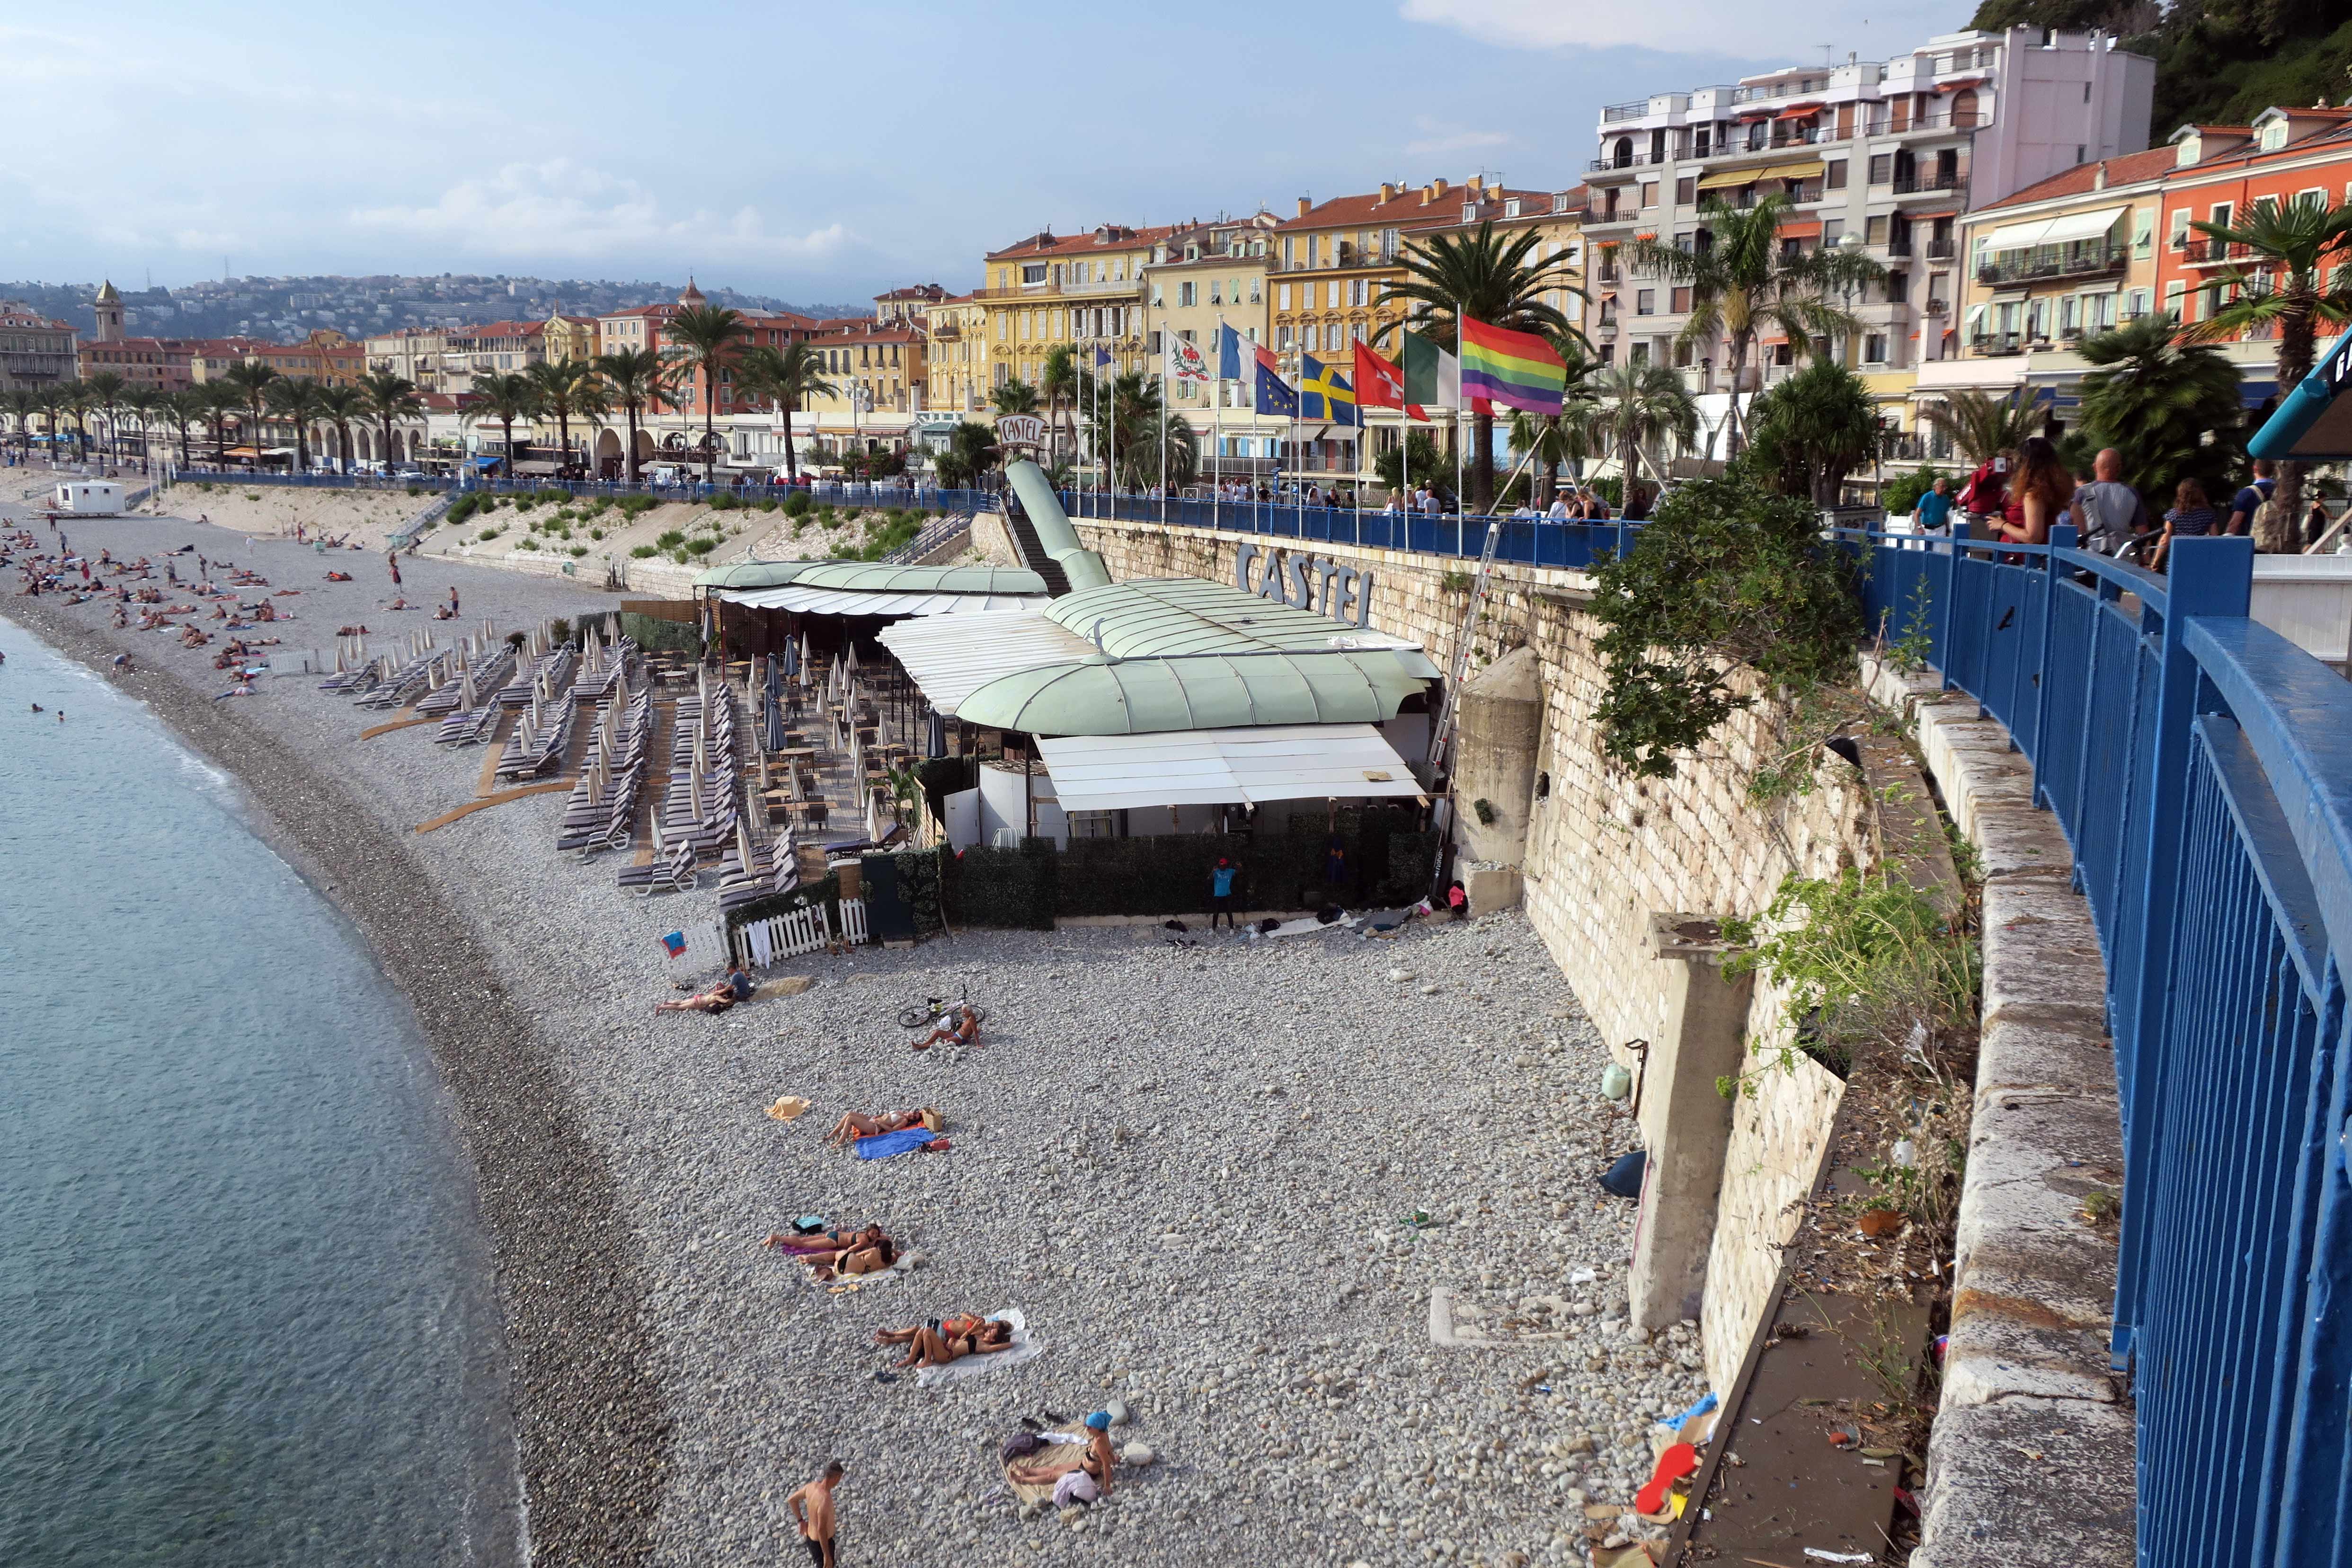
top-left (1167, 333), bottom-right (1210, 385)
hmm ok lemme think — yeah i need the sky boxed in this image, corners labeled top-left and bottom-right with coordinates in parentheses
top-left (6, 0), bottom-right (1961, 302)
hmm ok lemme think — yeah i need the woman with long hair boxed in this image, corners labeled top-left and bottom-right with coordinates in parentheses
top-left (2152, 478), bottom-right (2221, 572)
top-left (1998, 435), bottom-right (2077, 546)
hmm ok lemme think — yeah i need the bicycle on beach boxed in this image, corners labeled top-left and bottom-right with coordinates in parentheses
top-left (898, 983), bottom-right (985, 1032)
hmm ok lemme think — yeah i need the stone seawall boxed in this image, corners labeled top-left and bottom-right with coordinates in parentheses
top-left (1074, 515), bottom-right (1878, 1387)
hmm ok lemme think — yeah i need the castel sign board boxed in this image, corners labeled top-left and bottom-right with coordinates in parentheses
top-left (1233, 540), bottom-right (1375, 628)
top-left (995, 415), bottom-right (1047, 456)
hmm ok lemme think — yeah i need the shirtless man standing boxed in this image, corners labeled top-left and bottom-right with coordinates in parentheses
top-left (787, 1461), bottom-right (844, 1567)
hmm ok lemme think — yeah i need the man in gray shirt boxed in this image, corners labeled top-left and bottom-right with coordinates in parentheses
top-left (2069, 448), bottom-right (2149, 557)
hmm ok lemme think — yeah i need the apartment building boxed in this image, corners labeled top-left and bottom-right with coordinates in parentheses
top-left (191, 329), bottom-right (364, 388)
top-left (2153, 106), bottom-right (2352, 405)
top-left (80, 335), bottom-right (204, 392)
top-left (0, 302), bottom-right (79, 390)
top-left (980, 224), bottom-right (1172, 393)
top-left (799, 319), bottom-right (926, 418)
top-left (436, 320), bottom-right (543, 393)
top-left (1142, 212), bottom-right (1276, 406)
top-left (542, 312), bottom-right (598, 364)
top-left (1582, 24), bottom-right (2154, 434)
top-left (364, 326), bottom-right (449, 390)
top-left (876, 284), bottom-right (947, 325)
top-left (924, 293), bottom-right (988, 415)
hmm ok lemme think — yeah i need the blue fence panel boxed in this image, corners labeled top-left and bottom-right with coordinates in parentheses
top-left (1835, 527), bottom-right (2352, 1568)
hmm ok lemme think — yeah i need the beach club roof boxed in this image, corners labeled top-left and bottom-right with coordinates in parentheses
top-left (1035, 725), bottom-right (1427, 810)
top-left (698, 560), bottom-right (1050, 617)
top-left (877, 576), bottom-right (1439, 736)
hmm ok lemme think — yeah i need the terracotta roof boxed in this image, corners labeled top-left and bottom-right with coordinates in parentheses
top-left (449, 320), bottom-right (543, 339)
top-left (876, 284), bottom-right (947, 301)
top-left (985, 224), bottom-right (1177, 261)
top-left (1978, 147), bottom-right (2176, 212)
top-left (1273, 180), bottom-right (1547, 232)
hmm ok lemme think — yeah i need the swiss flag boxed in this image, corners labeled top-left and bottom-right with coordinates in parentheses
top-left (1354, 342), bottom-right (1428, 422)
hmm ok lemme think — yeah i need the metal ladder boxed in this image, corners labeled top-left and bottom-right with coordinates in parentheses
top-left (1423, 513), bottom-right (1507, 893)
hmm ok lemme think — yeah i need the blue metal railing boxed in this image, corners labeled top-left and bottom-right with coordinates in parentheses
top-left (1057, 488), bottom-right (1641, 571)
top-left (166, 468), bottom-right (1002, 516)
top-left (1845, 524), bottom-right (2352, 1568)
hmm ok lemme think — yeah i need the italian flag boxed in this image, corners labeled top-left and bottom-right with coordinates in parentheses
top-left (1400, 334), bottom-right (1460, 411)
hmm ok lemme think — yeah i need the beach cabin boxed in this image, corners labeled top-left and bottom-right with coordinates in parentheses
top-left (53, 480), bottom-right (124, 515)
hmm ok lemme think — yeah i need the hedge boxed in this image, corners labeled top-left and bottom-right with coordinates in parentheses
top-left (871, 848), bottom-right (946, 938)
top-left (941, 839), bottom-right (1058, 930)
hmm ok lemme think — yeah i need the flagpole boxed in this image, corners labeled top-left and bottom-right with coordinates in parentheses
top-left (1454, 305), bottom-right (1465, 524)
top-left (1212, 319), bottom-right (1223, 533)
top-left (1159, 331), bottom-right (1169, 524)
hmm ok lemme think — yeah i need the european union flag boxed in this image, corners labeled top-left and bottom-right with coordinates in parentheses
top-left (1300, 354), bottom-right (1358, 426)
top-left (1094, 346), bottom-right (1112, 367)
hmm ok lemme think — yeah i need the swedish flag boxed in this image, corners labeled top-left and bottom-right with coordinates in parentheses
top-left (1300, 354), bottom-right (1359, 426)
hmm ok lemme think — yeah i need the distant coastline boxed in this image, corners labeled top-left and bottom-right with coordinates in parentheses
top-left (0, 596), bottom-right (672, 1566)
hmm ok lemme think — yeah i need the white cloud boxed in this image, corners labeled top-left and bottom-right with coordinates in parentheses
top-left (1403, 115), bottom-right (1512, 156)
top-left (1400, 0), bottom-right (1951, 59)
top-left (346, 160), bottom-right (851, 266)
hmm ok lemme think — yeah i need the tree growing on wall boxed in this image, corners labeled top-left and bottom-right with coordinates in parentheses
top-left (1588, 469), bottom-right (1860, 780)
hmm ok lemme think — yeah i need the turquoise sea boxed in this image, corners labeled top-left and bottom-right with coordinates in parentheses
top-left (0, 619), bottom-right (518, 1565)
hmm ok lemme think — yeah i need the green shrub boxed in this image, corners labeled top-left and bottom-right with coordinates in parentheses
top-left (655, 529), bottom-right (686, 549)
top-left (535, 487), bottom-right (568, 504)
top-left (630, 544), bottom-right (659, 558)
top-left (757, 497), bottom-right (778, 513)
top-left (515, 537), bottom-right (538, 550)
top-left (683, 537), bottom-right (718, 556)
top-left (445, 494), bottom-right (482, 526)
top-left (477, 525), bottom-right (504, 541)
top-left (514, 493), bottom-right (537, 510)
top-left (568, 545), bottom-right (589, 557)
top-left (244, 493), bottom-right (260, 502)
top-left (549, 617), bottom-right (572, 644)
top-left (617, 495), bottom-right (657, 519)
top-left (782, 491), bottom-right (812, 517)
top-left (709, 491), bottom-right (739, 511)
top-left (1880, 466), bottom-right (1949, 517)
top-left (589, 527), bottom-right (605, 541)
top-left (406, 484), bottom-right (423, 496)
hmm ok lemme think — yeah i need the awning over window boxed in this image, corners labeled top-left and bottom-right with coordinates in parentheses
top-left (2038, 205), bottom-right (2130, 246)
top-left (1988, 289), bottom-right (2031, 308)
top-left (1036, 725), bottom-right (1426, 811)
top-left (1775, 102), bottom-right (1823, 120)
top-left (1695, 168), bottom-right (1754, 192)
top-left (1777, 221), bottom-right (1824, 240)
top-left (1760, 159), bottom-right (1827, 183)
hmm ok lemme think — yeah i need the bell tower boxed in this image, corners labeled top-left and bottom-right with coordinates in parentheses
top-left (92, 279), bottom-right (123, 343)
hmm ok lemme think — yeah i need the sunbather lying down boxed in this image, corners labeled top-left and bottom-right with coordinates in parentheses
top-left (875, 1314), bottom-right (1013, 1368)
top-left (1008, 1413), bottom-right (1118, 1495)
top-left (763, 1223), bottom-right (896, 1279)
top-left (825, 1107), bottom-right (938, 1147)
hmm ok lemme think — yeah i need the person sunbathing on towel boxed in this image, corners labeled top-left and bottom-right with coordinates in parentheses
top-left (911, 1003), bottom-right (979, 1052)
top-left (825, 1108), bottom-right (926, 1147)
top-left (655, 964), bottom-right (754, 1014)
top-left (764, 1223), bottom-right (895, 1278)
top-left (1007, 1412), bottom-right (1118, 1495)
top-left (875, 1315), bottom-right (1012, 1368)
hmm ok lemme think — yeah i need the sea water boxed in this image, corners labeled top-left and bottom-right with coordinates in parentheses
top-left (0, 620), bottom-right (519, 1565)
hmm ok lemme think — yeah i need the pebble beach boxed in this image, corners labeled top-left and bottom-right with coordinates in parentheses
top-left (3, 498), bottom-right (1705, 1567)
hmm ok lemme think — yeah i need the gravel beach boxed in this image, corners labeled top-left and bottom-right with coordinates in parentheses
top-left (5, 500), bottom-right (1703, 1568)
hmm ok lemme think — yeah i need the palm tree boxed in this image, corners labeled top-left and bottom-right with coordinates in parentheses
top-left (1918, 387), bottom-right (2051, 468)
top-left (1380, 221), bottom-right (1587, 510)
top-left (464, 372), bottom-right (541, 477)
top-left (221, 360), bottom-right (281, 470)
top-left (1741, 357), bottom-right (1884, 505)
top-left (199, 381), bottom-right (242, 465)
top-left (161, 387), bottom-right (207, 468)
top-left (589, 347), bottom-right (669, 484)
top-left (1507, 342), bottom-right (1603, 506)
top-left (85, 370), bottom-right (127, 465)
top-left (1592, 363), bottom-right (1699, 501)
top-left (1086, 372), bottom-right (1198, 491)
top-left (122, 386), bottom-right (165, 470)
top-left (1, 389), bottom-right (35, 457)
top-left (660, 304), bottom-right (749, 481)
top-left (58, 380), bottom-right (97, 462)
top-left (2184, 196), bottom-right (2352, 542)
top-left (34, 384), bottom-right (65, 461)
top-left (1040, 345), bottom-right (1083, 471)
top-left (267, 376), bottom-right (332, 472)
top-left (733, 342), bottom-right (836, 482)
top-left (990, 378), bottom-right (1040, 417)
top-left (1624, 194), bottom-right (1885, 455)
top-left (359, 370), bottom-right (424, 473)
top-left (525, 358), bottom-right (600, 472)
top-left (933, 420), bottom-right (1000, 489)
top-left (316, 383), bottom-right (369, 473)
top-left (2076, 311), bottom-right (2245, 523)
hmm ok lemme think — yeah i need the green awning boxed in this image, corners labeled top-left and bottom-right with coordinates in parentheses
top-left (695, 560), bottom-right (1048, 595)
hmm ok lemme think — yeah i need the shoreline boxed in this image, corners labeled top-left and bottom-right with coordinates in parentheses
top-left (0, 595), bottom-right (671, 1565)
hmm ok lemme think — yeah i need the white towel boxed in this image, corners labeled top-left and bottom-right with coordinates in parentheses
top-left (915, 1308), bottom-right (1044, 1389)
top-left (747, 920), bottom-right (773, 968)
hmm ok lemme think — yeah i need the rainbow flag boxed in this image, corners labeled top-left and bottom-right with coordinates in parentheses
top-left (1459, 316), bottom-right (1566, 415)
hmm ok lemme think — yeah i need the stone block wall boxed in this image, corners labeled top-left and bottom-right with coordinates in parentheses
top-left (1076, 517), bottom-right (1879, 1389)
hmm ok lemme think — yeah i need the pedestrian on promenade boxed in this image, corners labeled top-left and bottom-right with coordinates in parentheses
top-left (1997, 436), bottom-right (2074, 547)
top-left (1915, 476), bottom-right (1954, 537)
top-left (2151, 478), bottom-right (2221, 572)
top-left (2068, 449), bottom-right (2147, 557)
top-left (387, 550), bottom-right (402, 588)
top-left (787, 1462), bottom-right (844, 1567)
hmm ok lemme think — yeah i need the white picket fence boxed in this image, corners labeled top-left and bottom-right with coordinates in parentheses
top-left (730, 896), bottom-right (868, 969)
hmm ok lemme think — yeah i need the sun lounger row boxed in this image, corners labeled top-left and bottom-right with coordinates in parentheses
top-left (559, 686), bottom-right (653, 857)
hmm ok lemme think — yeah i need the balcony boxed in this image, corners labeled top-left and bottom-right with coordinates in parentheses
top-left (1974, 243), bottom-right (2127, 285)
top-left (1586, 150), bottom-right (1660, 174)
top-left (1925, 237), bottom-right (1955, 260)
top-left (1970, 332), bottom-right (2029, 357)
top-left (1890, 171), bottom-right (1967, 198)
top-left (972, 278), bottom-right (1142, 301)
top-left (2180, 239), bottom-right (2251, 266)
top-left (1602, 98), bottom-right (1651, 124)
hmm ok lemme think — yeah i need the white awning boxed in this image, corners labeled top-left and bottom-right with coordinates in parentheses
top-left (877, 611), bottom-right (1096, 715)
top-left (1037, 724), bottom-right (1425, 811)
top-left (1979, 218), bottom-right (2053, 252)
top-left (717, 585), bottom-right (1049, 617)
top-left (2039, 204), bottom-right (2130, 246)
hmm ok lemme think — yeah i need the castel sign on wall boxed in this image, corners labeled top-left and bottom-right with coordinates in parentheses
top-left (1234, 540), bottom-right (1375, 628)
top-left (995, 415), bottom-right (1047, 456)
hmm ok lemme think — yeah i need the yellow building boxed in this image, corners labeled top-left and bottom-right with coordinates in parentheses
top-left (980, 223), bottom-right (1172, 399)
top-left (924, 293), bottom-right (988, 415)
top-left (1142, 213), bottom-right (1276, 414)
top-left (543, 312), bottom-right (598, 364)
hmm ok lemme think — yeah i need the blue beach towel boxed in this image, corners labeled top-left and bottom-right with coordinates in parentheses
top-left (853, 1127), bottom-right (937, 1160)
